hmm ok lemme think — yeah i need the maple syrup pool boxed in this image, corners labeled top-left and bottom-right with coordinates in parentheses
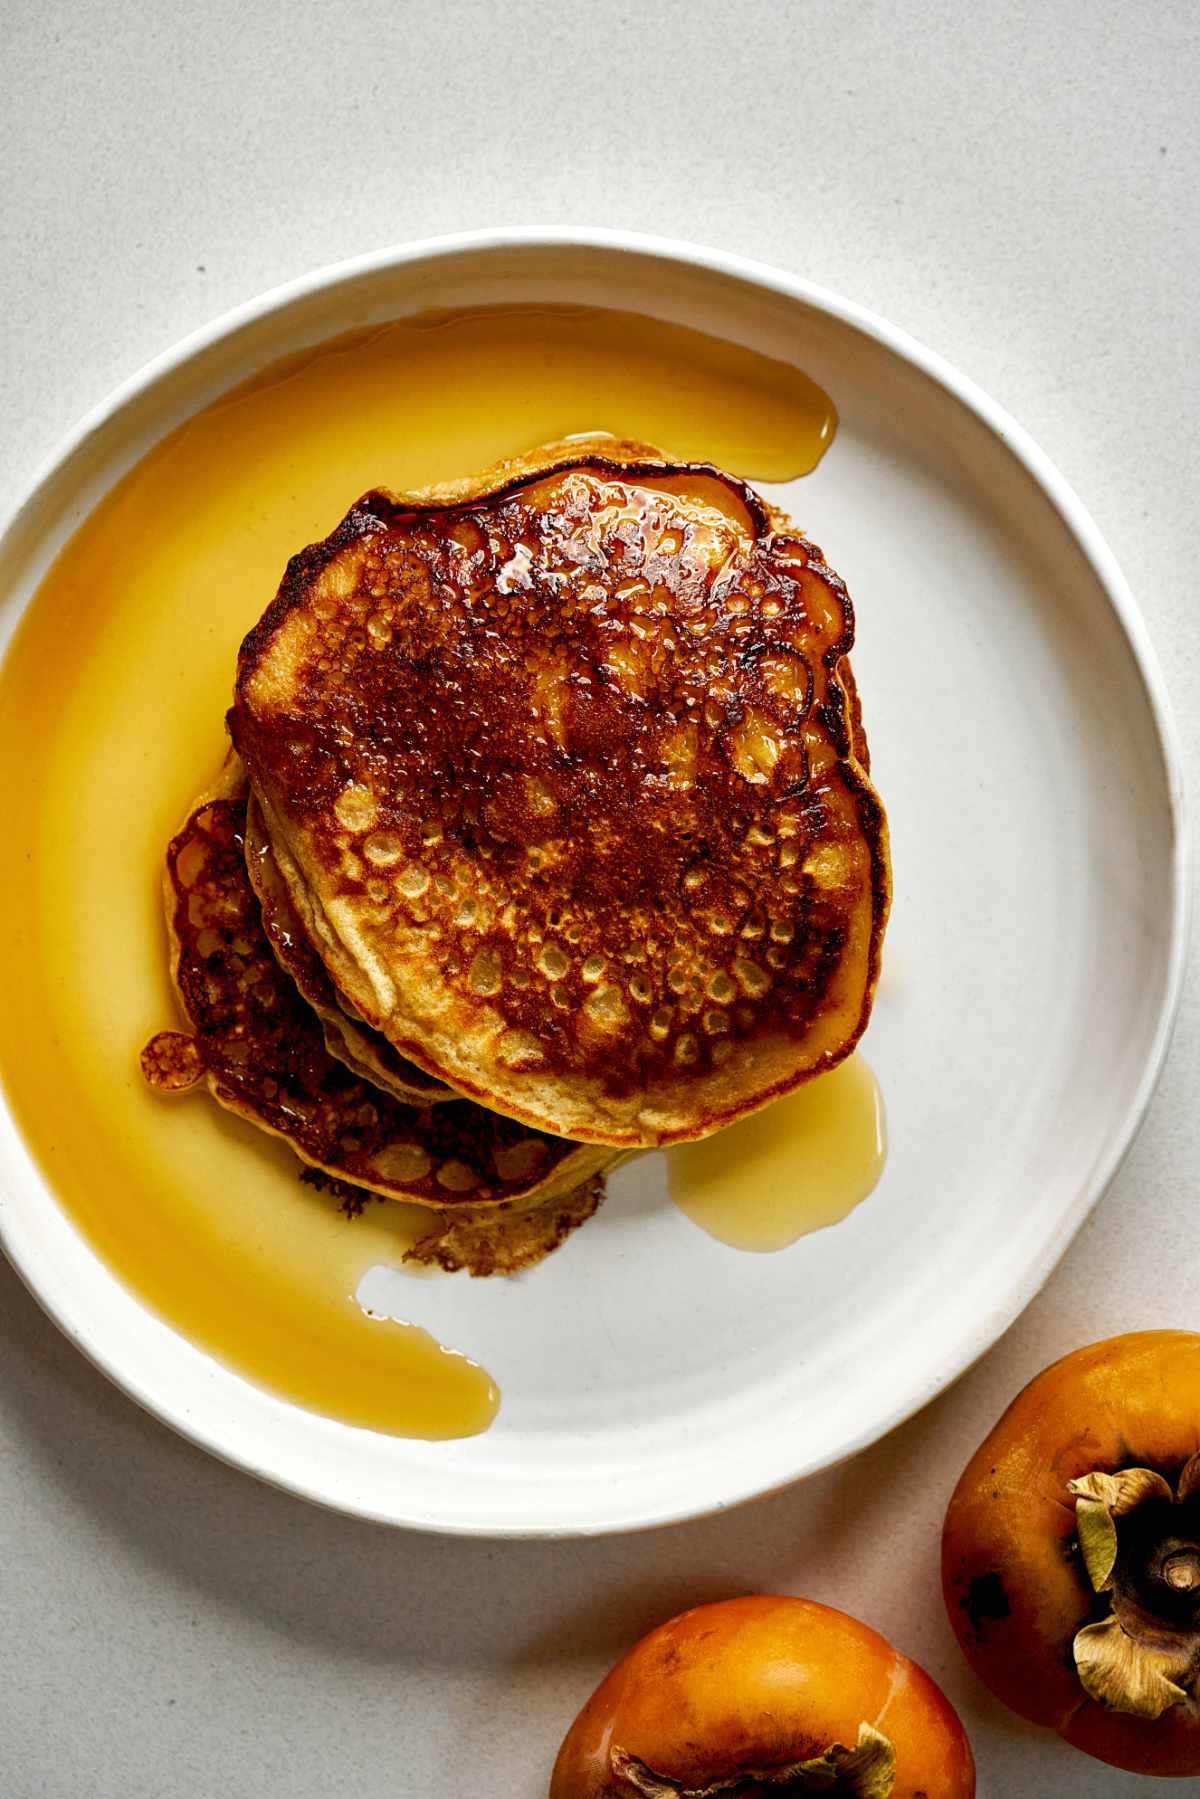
top-left (0, 304), bottom-right (880, 1440)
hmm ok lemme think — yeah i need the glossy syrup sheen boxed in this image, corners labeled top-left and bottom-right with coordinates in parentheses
top-left (667, 1056), bottom-right (886, 1250)
top-left (0, 304), bottom-right (837, 1438)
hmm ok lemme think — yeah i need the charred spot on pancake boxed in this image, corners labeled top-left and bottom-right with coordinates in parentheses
top-left (298, 1166), bottom-right (379, 1218)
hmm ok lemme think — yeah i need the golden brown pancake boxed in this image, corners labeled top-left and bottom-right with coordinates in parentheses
top-left (244, 790), bottom-right (447, 1106)
top-left (230, 439), bottom-right (889, 1148)
top-left (140, 756), bottom-right (614, 1245)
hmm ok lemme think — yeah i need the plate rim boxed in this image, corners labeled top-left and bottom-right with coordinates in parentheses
top-left (0, 226), bottom-right (1189, 1537)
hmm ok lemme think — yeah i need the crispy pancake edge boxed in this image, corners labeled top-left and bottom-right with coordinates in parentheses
top-left (243, 791), bottom-right (450, 1106)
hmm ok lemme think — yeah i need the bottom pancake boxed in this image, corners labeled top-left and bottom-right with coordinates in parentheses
top-left (304, 1166), bottom-right (610, 1277)
top-left (141, 754), bottom-right (615, 1272)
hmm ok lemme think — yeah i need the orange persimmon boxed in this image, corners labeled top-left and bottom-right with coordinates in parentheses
top-left (550, 1594), bottom-right (975, 1797)
top-left (943, 1329), bottom-right (1200, 1778)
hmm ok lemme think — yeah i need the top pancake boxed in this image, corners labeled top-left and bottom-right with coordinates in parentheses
top-left (230, 440), bottom-right (890, 1146)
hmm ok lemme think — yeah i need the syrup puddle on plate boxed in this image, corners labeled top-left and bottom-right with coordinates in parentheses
top-left (666, 1056), bottom-right (886, 1251)
top-left (0, 302), bottom-right (837, 1438)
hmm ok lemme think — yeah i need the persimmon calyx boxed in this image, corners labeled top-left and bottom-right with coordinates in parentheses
top-left (1066, 1456), bottom-right (1200, 1718)
top-left (608, 1723), bottom-right (896, 1796)
top-left (1072, 1615), bottom-right (1190, 1718)
top-left (1067, 1469), bottom-right (1175, 1593)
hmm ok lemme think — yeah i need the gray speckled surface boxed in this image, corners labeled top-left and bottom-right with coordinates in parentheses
top-left (2, 2), bottom-right (1198, 1793)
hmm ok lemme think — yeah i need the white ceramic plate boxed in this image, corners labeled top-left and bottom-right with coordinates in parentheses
top-left (0, 232), bottom-right (1186, 1536)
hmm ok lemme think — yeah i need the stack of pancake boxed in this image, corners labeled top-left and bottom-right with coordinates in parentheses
top-left (143, 438), bottom-right (889, 1274)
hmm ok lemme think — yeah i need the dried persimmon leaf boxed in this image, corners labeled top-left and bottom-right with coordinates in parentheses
top-left (1073, 1614), bottom-right (1190, 1719)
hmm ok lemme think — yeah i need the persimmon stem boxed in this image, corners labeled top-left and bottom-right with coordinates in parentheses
top-left (1162, 1551), bottom-right (1200, 1593)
